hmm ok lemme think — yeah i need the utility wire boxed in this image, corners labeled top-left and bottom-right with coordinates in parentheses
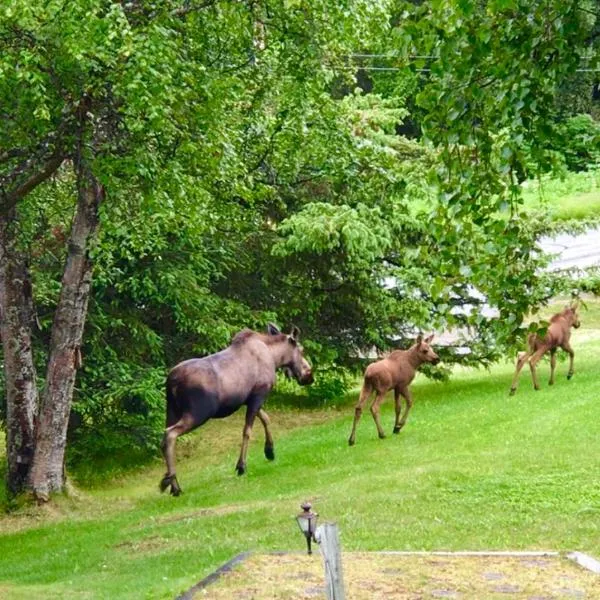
top-left (344, 54), bottom-right (599, 73)
top-left (329, 64), bottom-right (600, 73)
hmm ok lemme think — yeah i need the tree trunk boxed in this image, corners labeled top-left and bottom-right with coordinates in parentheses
top-left (0, 211), bottom-right (39, 497)
top-left (29, 164), bottom-right (104, 502)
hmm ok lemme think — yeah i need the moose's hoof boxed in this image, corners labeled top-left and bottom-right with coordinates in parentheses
top-left (534, 386), bottom-right (540, 391)
top-left (549, 380), bottom-right (554, 386)
top-left (170, 483), bottom-right (182, 497)
top-left (159, 474), bottom-right (173, 493)
top-left (378, 433), bottom-right (386, 440)
top-left (236, 464), bottom-right (246, 476)
top-left (509, 388), bottom-right (516, 396)
top-left (393, 426), bottom-right (401, 434)
top-left (265, 446), bottom-right (275, 461)
top-left (348, 438), bottom-right (355, 446)
top-left (567, 373), bottom-right (574, 380)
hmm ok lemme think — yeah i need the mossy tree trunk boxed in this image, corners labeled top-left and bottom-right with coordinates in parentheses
top-left (0, 210), bottom-right (39, 496)
top-left (29, 158), bottom-right (103, 502)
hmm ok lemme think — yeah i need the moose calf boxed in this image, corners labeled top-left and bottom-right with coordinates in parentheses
top-left (348, 334), bottom-right (439, 446)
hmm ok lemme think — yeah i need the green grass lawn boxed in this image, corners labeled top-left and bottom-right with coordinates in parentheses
top-left (1, 300), bottom-right (599, 599)
top-left (521, 169), bottom-right (600, 221)
top-left (408, 169), bottom-right (600, 221)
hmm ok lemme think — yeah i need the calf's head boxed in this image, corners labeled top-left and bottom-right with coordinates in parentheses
top-left (416, 334), bottom-right (440, 365)
top-left (267, 323), bottom-right (314, 385)
top-left (566, 302), bottom-right (581, 329)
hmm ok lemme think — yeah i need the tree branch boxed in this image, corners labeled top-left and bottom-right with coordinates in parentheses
top-left (0, 154), bottom-right (65, 217)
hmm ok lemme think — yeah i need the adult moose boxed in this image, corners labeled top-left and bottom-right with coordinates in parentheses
top-left (160, 324), bottom-right (313, 496)
top-left (348, 334), bottom-right (439, 446)
top-left (509, 301), bottom-right (581, 396)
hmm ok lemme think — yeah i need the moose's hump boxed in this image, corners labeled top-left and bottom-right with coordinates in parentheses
top-left (230, 329), bottom-right (286, 348)
top-left (231, 329), bottom-right (257, 345)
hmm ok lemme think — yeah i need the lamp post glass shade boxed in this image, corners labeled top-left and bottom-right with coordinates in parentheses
top-left (296, 502), bottom-right (318, 554)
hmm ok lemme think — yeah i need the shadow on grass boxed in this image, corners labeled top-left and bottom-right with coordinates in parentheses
top-left (67, 446), bottom-right (161, 489)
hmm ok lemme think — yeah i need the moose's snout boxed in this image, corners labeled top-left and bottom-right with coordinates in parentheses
top-left (294, 357), bottom-right (314, 385)
top-left (432, 357), bottom-right (440, 365)
top-left (299, 369), bottom-right (314, 386)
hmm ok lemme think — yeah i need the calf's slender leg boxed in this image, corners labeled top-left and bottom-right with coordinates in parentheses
top-left (510, 351), bottom-right (531, 395)
top-left (528, 347), bottom-right (547, 391)
top-left (348, 381), bottom-right (372, 446)
top-left (393, 387), bottom-right (403, 434)
top-left (370, 391), bottom-right (387, 439)
top-left (549, 348), bottom-right (557, 385)
top-left (396, 386), bottom-right (413, 431)
top-left (258, 408), bottom-right (275, 460)
top-left (562, 342), bottom-right (575, 379)
top-left (160, 413), bottom-right (196, 496)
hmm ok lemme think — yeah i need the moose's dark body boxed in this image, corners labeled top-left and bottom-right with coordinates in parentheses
top-left (160, 324), bottom-right (313, 496)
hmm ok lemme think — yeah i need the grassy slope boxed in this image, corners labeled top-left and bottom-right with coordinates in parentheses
top-left (1, 300), bottom-right (599, 600)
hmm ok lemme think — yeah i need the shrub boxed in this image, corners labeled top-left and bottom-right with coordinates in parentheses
top-left (557, 114), bottom-right (600, 172)
top-left (67, 366), bottom-right (166, 468)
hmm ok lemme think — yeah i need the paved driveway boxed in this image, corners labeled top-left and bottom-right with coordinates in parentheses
top-left (540, 227), bottom-right (600, 271)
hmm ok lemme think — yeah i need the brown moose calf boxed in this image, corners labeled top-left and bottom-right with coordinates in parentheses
top-left (348, 334), bottom-right (439, 446)
top-left (509, 302), bottom-right (581, 396)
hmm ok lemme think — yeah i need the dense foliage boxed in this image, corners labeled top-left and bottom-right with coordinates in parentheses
top-left (1, 0), bottom-right (599, 470)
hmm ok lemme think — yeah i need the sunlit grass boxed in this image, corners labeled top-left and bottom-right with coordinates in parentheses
top-left (521, 169), bottom-right (600, 221)
top-left (407, 169), bottom-right (600, 222)
top-left (1, 309), bottom-right (599, 599)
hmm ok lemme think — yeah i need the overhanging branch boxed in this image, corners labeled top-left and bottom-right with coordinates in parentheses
top-left (1, 153), bottom-right (65, 217)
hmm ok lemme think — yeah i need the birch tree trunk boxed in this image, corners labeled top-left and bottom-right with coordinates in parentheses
top-left (29, 162), bottom-right (103, 501)
top-left (0, 211), bottom-right (39, 496)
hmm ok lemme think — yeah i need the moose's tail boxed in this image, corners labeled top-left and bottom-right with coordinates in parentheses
top-left (165, 381), bottom-right (180, 428)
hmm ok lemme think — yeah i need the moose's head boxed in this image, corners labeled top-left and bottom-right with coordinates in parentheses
top-left (415, 334), bottom-right (440, 365)
top-left (268, 323), bottom-right (314, 385)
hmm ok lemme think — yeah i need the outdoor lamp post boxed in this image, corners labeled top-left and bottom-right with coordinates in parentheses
top-left (296, 502), bottom-right (318, 555)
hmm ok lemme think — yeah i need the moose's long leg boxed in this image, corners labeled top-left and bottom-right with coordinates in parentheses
top-left (528, 347), bottom-right (547, 391)
top-left (393, 387), bottom-right (403, 434)
top-left (370, 391), bottom-right (387, 440)
top-left (348, 381), bottom-right (373, 446)
top-left (236, 406), bottom-right (258, 475)
top-left (396, 386), bottom-right (413, 432)
top-left (160, 413), bottom-right (195, 496)
top-left (549, 348), bottom-right (557, 385)
top-left (509, 351), bottom-right (532, 395)
top-left (562, 341), bottom-right (575, 379)
top-left (258, 408), bottom-right (275, 460)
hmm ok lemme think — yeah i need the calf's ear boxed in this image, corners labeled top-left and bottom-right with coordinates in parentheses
top-left (290, 325), bottom-right (301, 340)
top-left (415, 334), bottom-right (423, 345)
top-left (425, 334), bottom-right (434, 343)
top-left (267, 323), bottom-right (281, 335)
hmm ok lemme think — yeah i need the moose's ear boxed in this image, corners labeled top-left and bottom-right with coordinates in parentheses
top-left (267, 323), bottom-right (281, 336)
top-left (425, 334), bottom-right (434, 343)
top-left (290, 325), bottom-right (301, 340)
top-left (415, 334), bottom-right (423, 345)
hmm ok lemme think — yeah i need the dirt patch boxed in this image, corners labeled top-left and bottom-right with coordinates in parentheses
top-left (150, 501), bottom-right (271, 526)
top-left (114, 534), bottom-right (171, 554)
top-left (194, 552), bottom-right (600, 599)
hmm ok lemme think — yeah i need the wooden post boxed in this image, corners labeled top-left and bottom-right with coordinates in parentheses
top-left (315, 523), bottom-right (345, 600)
